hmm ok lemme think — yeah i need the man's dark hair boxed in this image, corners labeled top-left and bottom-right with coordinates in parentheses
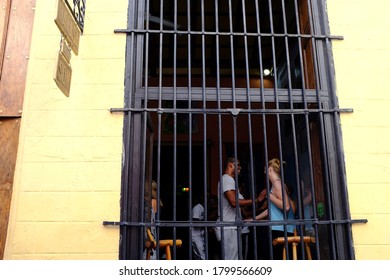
top-left (224, 157), bottom-right (237, 170)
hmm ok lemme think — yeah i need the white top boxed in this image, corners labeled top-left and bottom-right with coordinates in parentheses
top-left (218, 174), bottom-right (237, 229)
top-left (239, 193), bottom-right (250, 234)
top-left (192, 203), bottom-right (205, 238)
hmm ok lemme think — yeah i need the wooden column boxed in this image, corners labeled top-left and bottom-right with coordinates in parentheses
top-left (0, 0), bottom-right (35, 259)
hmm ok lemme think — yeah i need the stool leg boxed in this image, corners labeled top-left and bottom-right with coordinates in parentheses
top-left (305, 244), bottom-right (312, 260)
top-left (292, 242), bottom-right (297, 260)
top-left (282, 247), bottom-right (286, 260)
top-left (165, 245), bottom-right (171, 260)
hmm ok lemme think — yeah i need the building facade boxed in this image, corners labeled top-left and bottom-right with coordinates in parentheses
top-left (1, 0), bottom-right (389, 260)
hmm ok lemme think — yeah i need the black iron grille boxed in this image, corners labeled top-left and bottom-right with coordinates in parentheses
top-left (106, 0), bottom-right (366, 260)
top-left (65, 0), bottom-right (86, 33)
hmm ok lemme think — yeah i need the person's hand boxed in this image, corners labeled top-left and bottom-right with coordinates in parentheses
top-left (268, 192), bottom-right (276, 203)
top-left (257, 189), bottom-right (267, 202)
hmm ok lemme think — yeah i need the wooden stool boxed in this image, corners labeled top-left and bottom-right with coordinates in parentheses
top-left (145, 229), bottom-right (183, 260)
top-left (272, 230), bottom-right (315, 260)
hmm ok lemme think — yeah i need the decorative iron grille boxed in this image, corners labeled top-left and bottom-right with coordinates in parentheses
top-left (107, 0), bottom-right (367, 261)
top-left (65, 0), bottom-right (86, 33)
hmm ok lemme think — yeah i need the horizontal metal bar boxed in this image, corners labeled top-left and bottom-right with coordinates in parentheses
top-left (349, 219), bottom-right (368, 224)
top-left (0, 115), bottom-right (22, 119)
top-left (103, 218), bottom-right (366, 228)
top-left (134, 88), bottom-right (330, 103)
top-left (114, 28), bottom-right (343, 40)
top-left (110, 107), bottom-right (353, 115)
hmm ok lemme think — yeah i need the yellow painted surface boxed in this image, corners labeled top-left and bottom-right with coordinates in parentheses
top-left (4, 0), bottom-right (128, 259)
top-left (5, 0), bottom-right (390, 260)
top-left (328, 0), bottom-right (390, 259)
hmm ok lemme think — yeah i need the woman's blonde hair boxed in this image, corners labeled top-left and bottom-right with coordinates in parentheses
top-left (151, 180), bottom-right (163, 207)
top-left (268, 158), bottom-right (286, 177)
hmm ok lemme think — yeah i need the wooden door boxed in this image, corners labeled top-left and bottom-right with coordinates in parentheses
top-left (0, 0), bottom-right (35, 259)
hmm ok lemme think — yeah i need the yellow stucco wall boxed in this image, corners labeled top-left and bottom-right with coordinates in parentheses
top-left (328, 0), bottom-right (390, 259)
top-left (5, 0), bottom-right (390, 260)
top-left (4, 0), bottom-right (127, 259)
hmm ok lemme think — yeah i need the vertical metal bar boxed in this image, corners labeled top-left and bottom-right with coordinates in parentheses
top-left (120, 0), bottom-right (137, 260)
top-left (292, 0), bottom-right (309, 109)
top-left (228, 0), bottom-right (242, 260)
top-left (135, 0), bottom-right (146, 260)
top-left (266, 0), bottom-right (289, 259)
top-left (292, 0), bottom-right (315, 260)
top-left (301, 2), bottom-right (322, 260)
top-left (306, 0), bottom-right (336, 260)
top-left (251, 0), bottom-right (267, 260)
top-left (200, 0), bottom-right (209, 262)
top-left (263, 0), bottom-right (275, 260)
top-left (155, 117), bottom-right (162, 260)
top-left (276, 0), bottom-right (292, 259)
top-left (144, 1), bottom-right (150, 102)
top-left (187, 0), bottom-right (194, 260)
top-left (228, 0), bottom-right (237, 107)
top-left (154, 0), bottom-right (165, 259)
top-left (139, 0), bottom-right (151, 260)
top-left (254, 0), bottom-right (266, 110)
top-left (215, 0), bottom-right (225, 260)
top-left (172, 0), bottom-right (178, 259)
top-left (232, 116), bottom-right (242, 260)
top-left (281, 0), bottom-right (303, 258)
top-left (280, 0), bottom-right (293, 106)
top-left (241, 0), bottom-right (257, 260)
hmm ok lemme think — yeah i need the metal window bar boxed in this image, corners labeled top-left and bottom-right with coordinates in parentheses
top-left (106, 0), bottom-right (368, 260)
top-left (241, 0), bottom-right (259, 260)
top-left (266, 0), bottom-right (289, 259)
top-left (292, 0), bottom-right (320, 260)
top-left (187, 0), bottom-right (195, 260)
top-left (300, 0), bottom-right (326, 259)
top-left (201, 0), bottom-right (208, 258)
top-left (308, 0), bottom-right (339, 259)
top-left (283, 0), bottom-right (311, 260)
top-left (228, 0), bottom-right (243, 261)
top-left (140, 0), bottom-right (150, 260)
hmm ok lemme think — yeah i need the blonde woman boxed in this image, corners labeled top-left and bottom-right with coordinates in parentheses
top-left (252, 158), bottom-right (295, 259)
top-left (144, 181), bottom-right (163, 259)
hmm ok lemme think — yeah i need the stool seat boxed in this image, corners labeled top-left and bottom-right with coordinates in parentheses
top-left (272, 230), bottom-right (315, 260)
top-left (145, 229), bottom-right (182, 260)
top-left (272, 235), bottom-right (315, 245)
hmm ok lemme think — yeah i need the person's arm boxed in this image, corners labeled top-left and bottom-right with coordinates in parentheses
top-left (290, 199), bottom-right (297, 214)
top-left (224, 190), bottom-right (262, 208)
top-left (241, 205), bottom-right (252, 219)
top-left (245, 209), bottom-right (268, 221)
top-left (151, 198), bottom-right (157, 213)
top-left (303, 191), bottom-right (312, 206)
top-left (269, 181), bottom-right (291, 211)
top-left (301, 181), bottom-right (312, 206)
top-left (255, 209), bottom-right (268, 220)
top-left (257, 189), bottom-right (267, 203)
